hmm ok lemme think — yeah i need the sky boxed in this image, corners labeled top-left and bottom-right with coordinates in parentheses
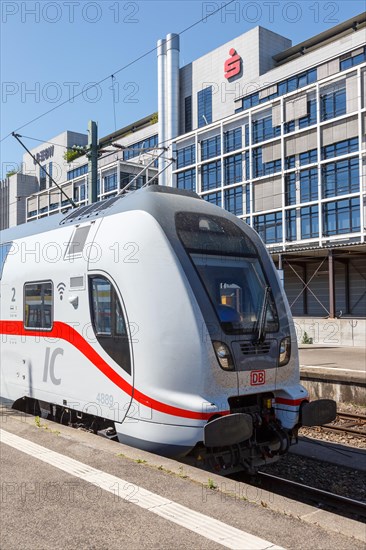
top-left (1, 0), bottom-right (365, 178)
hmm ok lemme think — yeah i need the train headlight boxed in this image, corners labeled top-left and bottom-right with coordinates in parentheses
top-left (213, 341), bottom-right (234, 371)
top-left (279, 337), bottom-right (291, 366)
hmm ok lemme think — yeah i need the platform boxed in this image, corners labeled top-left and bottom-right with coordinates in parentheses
top-left (299, 346), bottom-right (366, 405)
top-left (0, 406), bottom-right (365, 549)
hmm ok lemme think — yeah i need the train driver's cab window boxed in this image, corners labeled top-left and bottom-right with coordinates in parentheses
top-left (89, 276), bottom-right (131, 375)
top-left (24, 282), bottom-right (53, 329)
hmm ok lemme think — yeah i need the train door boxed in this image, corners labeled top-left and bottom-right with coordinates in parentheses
top-left (88, 273), bottom-right (133, 422)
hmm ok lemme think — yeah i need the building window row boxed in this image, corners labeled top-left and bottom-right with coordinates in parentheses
top-left (340, 47), bottom-right (366, 71)
top-left (321, 137), bottom-right (358, 160)
top-left (67, 164), bottom-right (88, 181)
top-left (123, 135), bottom-right (159, 161)
top-left (236, 68), bottom-right (317, 112)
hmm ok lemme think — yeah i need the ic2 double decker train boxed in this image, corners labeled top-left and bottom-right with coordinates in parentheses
top-left (0, 185), bottom-right (336, 473)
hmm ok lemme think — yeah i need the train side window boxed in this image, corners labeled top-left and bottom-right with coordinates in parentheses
top-left (89, 276), bottom-right (131, 375)
top-left (24, 282), bottom-right (53, 330)
top-left (0, 242), bottom-right (12, 279)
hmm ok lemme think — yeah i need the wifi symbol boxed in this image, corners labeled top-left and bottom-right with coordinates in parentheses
top-left (57, 282), bottom-right (66, 300)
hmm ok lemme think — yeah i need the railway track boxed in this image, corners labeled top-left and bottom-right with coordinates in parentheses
top-left (316, 412), bottom-right (366, 438)
top-left (255, 471), bottom-right (366, 520)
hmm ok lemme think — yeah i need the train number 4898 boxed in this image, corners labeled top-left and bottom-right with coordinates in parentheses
top-left (250, 370), bottom-right (265, 385)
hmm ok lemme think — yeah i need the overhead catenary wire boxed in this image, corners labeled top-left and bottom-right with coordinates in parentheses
top-left (1, 0), bottom-right (236, 144)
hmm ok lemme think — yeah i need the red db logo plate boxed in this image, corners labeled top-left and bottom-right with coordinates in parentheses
top-left (250, 370), bottom-right (266, 385)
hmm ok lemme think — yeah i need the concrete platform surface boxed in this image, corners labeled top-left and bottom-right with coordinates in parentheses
top-left (0, 406), bottom-right (365, 550)
top-left (299, 345), bottom-right (366, 381)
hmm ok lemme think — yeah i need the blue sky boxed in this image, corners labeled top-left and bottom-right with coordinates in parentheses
top-left (1, 0), bottom-right (364, 177)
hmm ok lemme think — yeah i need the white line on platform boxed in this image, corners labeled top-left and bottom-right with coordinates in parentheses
top-left (0, 429), bottom-right (284, 550)
top-left (300, 366), bottom-right (363, 373)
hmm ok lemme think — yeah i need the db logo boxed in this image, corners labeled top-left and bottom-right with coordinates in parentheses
top-left (224, 48), bottom-right (242, 80)
top-left (250, 370), bottom-right (265, 385)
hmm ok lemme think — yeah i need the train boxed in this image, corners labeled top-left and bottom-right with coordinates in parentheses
top-left (0, 185), bottom-right (336, 473)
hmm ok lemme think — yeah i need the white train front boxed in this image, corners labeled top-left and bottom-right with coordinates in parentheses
top-left (0, 186), bottom-right (335, 473)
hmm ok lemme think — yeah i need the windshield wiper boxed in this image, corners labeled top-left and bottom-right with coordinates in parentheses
top-left (253, 285), bottom-right (270, 345)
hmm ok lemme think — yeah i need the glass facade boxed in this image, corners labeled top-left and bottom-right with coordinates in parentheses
top-left (254, 212), bottom-right (283, 244)
top-left (201, 161), bottom-right (221, 191)
top-left (177, 169), bottom-right (196, 191)
top-left (177, 144), bottom-right (195, 168)
top-left (323, 198), bottom-right (360, 235)
top-left (198, 86), bottom-right (212, 128)
top-left (201, 135), bottom-right (221, 160)
top-left (322, 158), bottom-right (359, 198)
top-left (320, 88), bottom-right (346, 121)
top-left (224, 154), bottom-right (242, 185)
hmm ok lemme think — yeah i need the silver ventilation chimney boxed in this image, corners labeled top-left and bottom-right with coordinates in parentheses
top-left (157, 38), bottom-right (167, 186)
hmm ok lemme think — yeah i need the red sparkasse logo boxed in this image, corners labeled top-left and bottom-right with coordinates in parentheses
top-left (250, 370), bottom-right (266, 386)
top-left (224, 48), bottom-right (242, 80)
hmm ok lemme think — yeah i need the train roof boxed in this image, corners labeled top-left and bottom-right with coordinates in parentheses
top-left (0, 186), bottom-right (206, 243)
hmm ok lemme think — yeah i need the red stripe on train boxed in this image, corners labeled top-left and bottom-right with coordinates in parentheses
top-left (275, 397), bottom-right (306, 406)
top-left (0, 320), bottom-right (228, 421)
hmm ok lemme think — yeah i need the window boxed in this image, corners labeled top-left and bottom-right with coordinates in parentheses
top-left (299, 98), bottom-right (317, 128)
top-left (252, 115), bottom-right (280, 144)
top-left (224, 154), bottom-right (242, 184)
top-left (286, 209), bottom-right (297, 241)
top-left (177, 145), bottom-right (195, 168)
top-left (123, 135), bottom-right (158, 161)
top-left (201, 135), bottom-right (221, 160)
top-left (322, 158), bottom-right (359, 199)
top-left (104, 172), bottom-right (117, 193)
top-left (242, 92), bottom-right (259, 110)
top-left (0, 243), bottom-right (12, 279)
top-left (67, 164), bottom-right (88, 181)
top-left (201, 161), bottom-right (221, 191)
top-left (340, 47), bottom-right (366, 71)
top-left (224, 128), bottom-right (242, 153)
top-left (120, 172), bottom-right (146, 191)
top-left (203, 191), bottom-right (221, 207)
top-left (24, 282), bottom-right (53, 329)
top-left (285, 173), bottom-right (297, 206)
top-left (321, 137), bottom-right (358, 160)
top-left (245, 184), bottom-right (250, 214)
top-left (252, 148), bottom-right (280, 178)
top-left (89, 276), bottom-right (131, 374)
top-left (323, 198), bottom-right (360, 236)
top-left (40, 165), bottom-right (47, 191)
top-left (225, 186), bottom-right (243, 215)
top-left (177, 169), bottom-right (196, 191)
top-left (284, 121), bottom-right (295, 134)
top-left (254, 212), bottom-right (282, 244)
top-left (300, 168), bottom-right (318, 203)
top-left (48, 162), bottom-right (53, 187)
top-left (185, 96), bottom-right (192, 133)
top-left (198, 86), bottom-right (212, 128)
top-left (175, 212), bottom-right (278, 336)
top-left (301, 206), bottom-right (319, 239)
top-left (299, 149), bottom-right (317, 166)
top-left (320, 88), bottom-right (346, 121)
top-left (285, 155), bottom-right (295, 170)
top-left (245, 151), bottom-right (250, 180)
top-left (74, 183), bottom-right (86, 203)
